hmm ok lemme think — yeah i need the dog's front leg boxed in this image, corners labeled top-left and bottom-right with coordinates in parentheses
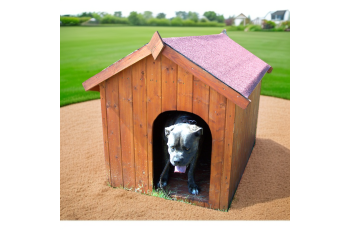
top-left (187, 155), bottom-right (199, 195)
top-left (158, 158), bottom-right (170, 188)
top-left (158, 143), bottom-right (170, 188)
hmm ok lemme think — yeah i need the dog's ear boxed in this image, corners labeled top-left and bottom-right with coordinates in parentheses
top-left (165, 125), bottom-right (175, 138)
top-left (190, 125), bottom-right (203, 137)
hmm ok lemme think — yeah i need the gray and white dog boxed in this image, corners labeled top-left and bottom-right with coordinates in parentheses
top-left (158, 112), bottom-right (203, 195)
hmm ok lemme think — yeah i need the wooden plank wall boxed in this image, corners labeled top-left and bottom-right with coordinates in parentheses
top-left (229, 81), bottom-right (262, 204)
top-left (99, 55), bottom-right (260, 209)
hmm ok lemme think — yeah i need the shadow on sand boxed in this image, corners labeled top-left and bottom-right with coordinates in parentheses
top-left (230, 138), bottom-right (290, 210)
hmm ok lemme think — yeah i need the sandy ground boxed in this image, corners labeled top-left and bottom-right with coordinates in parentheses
top-left (60, 95), bottom-right (290, 220)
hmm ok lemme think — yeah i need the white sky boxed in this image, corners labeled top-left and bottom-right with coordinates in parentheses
top-left (59, 0), bottom-right (290, 19)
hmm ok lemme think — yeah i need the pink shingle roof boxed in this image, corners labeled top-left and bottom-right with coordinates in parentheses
top-left (162, 32), bottom-right (271, 99)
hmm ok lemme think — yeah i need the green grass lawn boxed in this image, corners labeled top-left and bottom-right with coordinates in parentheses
top-left (60, 26), bottom-right (289, 107)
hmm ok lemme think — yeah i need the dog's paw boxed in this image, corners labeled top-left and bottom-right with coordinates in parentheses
top-left (188, 184), bottom-right (199, 195)
top-left (157, 181), bottom-right (167, 188)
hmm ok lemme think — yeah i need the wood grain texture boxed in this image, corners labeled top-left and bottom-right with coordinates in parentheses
top-left (99, 82), bottom-right (111, 184)
top-left (208, 88), bottom-right (227, 210)
top-left (193, 77), bottom-right (210, 123)
top-left (219, 99), bottom-right (235, 210)
top-left (146, 55), bottom-right (162, 192)
top-left (177, 66), bottom-right (193, 113)
top-left (147, 31), bottom-right (165, 60)
top-left (161, 55), bottom-right (177, 112)
top-left (161, 45), bottom-right (250, 109)
top-left (118, 67), bottom-right (136, 189)
top-left (230, 81), bottom-right (262, 203)
top-left (132, 59), bottom-right (149, 193)
top-left (83, 45), bottom-right (151, 91)
top-left (105, 74), bottom-right (123, 187)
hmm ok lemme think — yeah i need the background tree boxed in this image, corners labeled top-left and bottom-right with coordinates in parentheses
top-left (98, 12), bottom-right (108, 18)
top-left (225, 16), bottom-right (235, 26)
top-left (156, 13), bottom-right (166, 19)
top-left (200, 17), bottom-right (209, 22)
top-left (175, 11), bottom-right (188, 20)
top-left (203, 11), bottom-right (217, 21)
top-left (114, 11), bottom-right (122, 17)
top-left (246, 15), bottom-right (252, 24)
top-left (91, 12), bottom-right (102, 22)
top-left (128, 11), bottom-right (146, 25)
top-left (79, 12), bottom-right (93, 17)
top-left (216, 14), bottom-right (225, 23)
top-left (143, 11), bottom-right (153, 20)
top-left (187, 11), bottom-right (199, 22)
top-left (171, 17), bottom-right (183, 26)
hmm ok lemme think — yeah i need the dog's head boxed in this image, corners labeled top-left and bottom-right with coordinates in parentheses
top-left (165, 123), bottom-right (203, 167)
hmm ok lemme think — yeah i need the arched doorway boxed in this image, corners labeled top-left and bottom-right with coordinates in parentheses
top-left (152, 111), bottom-right (212, 204)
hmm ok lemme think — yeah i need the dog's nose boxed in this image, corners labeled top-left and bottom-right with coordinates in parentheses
top-left (173, 157), bottom-right (181, 165)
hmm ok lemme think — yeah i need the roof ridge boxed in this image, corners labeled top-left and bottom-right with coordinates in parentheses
top-left (163, 32), bottom-right (225, 40)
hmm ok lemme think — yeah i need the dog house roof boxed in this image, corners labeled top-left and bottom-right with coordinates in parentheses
top-left (82, 30), bottom-right (272, 109)
top-left (162, 31), bottom-right (271, 99)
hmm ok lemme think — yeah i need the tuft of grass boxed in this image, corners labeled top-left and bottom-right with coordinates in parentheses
top-left (107, 182), bottom-right (232, 211)
top-left (107, 181), bottom-right (195, 205)
top-left (150, 188), bottom-right (173, 200)
top-left (150, 188), bottom-right (196, 206)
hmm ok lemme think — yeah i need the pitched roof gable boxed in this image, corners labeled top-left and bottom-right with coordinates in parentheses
top-left (82, 31), bottom-right (272, 109)
top-left (235, 13), bottom-right (247, 19)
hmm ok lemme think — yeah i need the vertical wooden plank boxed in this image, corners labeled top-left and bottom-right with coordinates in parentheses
top-left (193, 77), bottom-right (210, 123)
top-left (146, 55), bottom-right (162, 192)
top-left (161, 55), bottom-right (177, 112)
top-left (99, 82), bottom-right (111, 184)
top-left (132, 59), bottom-right (149, 193)
top-left (219, 99), bottom-right (235, 210)
top-left (250, 81), bottom-right (262, 146)
top-left (208, 88), bottom-right (227, 210)
top-left (177, 66), bottom-right (193, 112)
top-left (105, 74), bottom-right (123, 187)
top-left (119, 67), bottom-right (136, 189)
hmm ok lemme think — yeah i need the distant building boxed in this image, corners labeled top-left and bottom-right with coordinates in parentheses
top-left (251, 17), bottom-right (263, 25)
top-left (264, 10), bottom-right (290, 24)
top-left (234, 13), bottom-right (247, 26)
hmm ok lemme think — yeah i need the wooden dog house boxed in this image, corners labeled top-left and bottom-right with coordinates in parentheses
top-left (82, 30), bottom-right (272, 210)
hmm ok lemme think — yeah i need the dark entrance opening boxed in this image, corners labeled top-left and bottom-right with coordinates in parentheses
top-left (152, 111), bottom-right (212, 204)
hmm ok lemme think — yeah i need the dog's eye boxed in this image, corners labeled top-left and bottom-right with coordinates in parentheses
top-left (170, 146), bottom-right (175, 151)
top-left (185, 147), bottom-right (190, 151)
